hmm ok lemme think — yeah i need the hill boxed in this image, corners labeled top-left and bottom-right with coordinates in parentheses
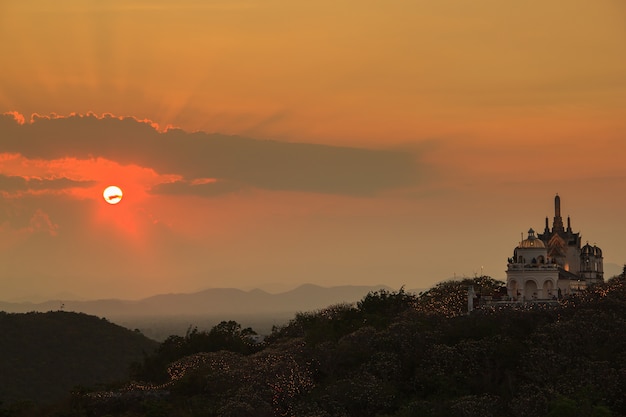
top-left (0, 311), bottom-right (158, 406)
top-left (57, 275), bottom-right (626, 417)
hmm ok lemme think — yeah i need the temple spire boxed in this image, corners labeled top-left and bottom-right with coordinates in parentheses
top-left (555, 194), bottom-right (561, 217)
top-left (552, 194), bottom-right (564, 232)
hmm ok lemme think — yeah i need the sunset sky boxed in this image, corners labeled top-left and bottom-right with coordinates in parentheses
top-left (1, 1), bottom-right (625, 301)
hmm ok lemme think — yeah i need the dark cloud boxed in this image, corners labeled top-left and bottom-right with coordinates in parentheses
top-left (0, 113), bottom-right (420, 196)
top-left (0, 174), bottom-right (96, 192)
top-left (149, 179), bottom-right (243, 197)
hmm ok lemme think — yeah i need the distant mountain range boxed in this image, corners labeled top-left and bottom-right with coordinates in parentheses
top-left (0, 284), bottom-right (402, 318)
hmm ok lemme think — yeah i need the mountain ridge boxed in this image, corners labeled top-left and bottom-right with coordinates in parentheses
top-left (0, 283), bottom-right (398, 318)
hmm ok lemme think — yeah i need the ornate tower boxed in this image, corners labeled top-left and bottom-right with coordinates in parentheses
top-left (579, 243), bottom-right (604, 283)
top-left (538, 194), bottom-right (582, 274)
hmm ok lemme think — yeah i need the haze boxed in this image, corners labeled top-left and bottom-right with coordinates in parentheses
top-left (1, 1), bottom-right (625, 301)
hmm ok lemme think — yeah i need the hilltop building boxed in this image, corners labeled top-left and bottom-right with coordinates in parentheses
top-left (506, 195), bottom-right (603, 301)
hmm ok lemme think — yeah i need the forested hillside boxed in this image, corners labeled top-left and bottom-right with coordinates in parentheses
top-left (3, 275), bottom-right (626, 417)
top-left (0, 311), bottom-right (158, 407)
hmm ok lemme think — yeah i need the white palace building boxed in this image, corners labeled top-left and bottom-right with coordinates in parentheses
top-left (506, 195), bottom-right (604, 301)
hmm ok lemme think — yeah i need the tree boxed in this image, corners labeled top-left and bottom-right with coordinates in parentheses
top-left (547, 396), bottom-right (611, 417)
top-left (417, 276), bottom-right (506, 317)
top-left (357, 287), bottom-right (417, 327)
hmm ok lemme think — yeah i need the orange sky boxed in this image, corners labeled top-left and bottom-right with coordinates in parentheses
top-left (1, 1), bottom-right (625, 300)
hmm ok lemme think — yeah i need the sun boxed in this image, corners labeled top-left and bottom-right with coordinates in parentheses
top-left (103, 185), bottom-right (123, 204)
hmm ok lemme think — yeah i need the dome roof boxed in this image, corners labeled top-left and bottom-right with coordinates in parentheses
top-left (594, 245), bottom-right (602, 256)
top-left (581, 242), bottom-right (602, 257)
top-left (582, 243), bottom-right (594, 255)
top-left (519, 238), bottom-right (545, 249)
top-left (519, 228), bottom-right (545, 248)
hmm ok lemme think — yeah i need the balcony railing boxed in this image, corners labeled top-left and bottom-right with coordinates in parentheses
top-left (507, 263), bottom-right (558, 270)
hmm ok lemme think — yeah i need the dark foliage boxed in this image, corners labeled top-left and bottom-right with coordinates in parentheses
top-left (130, 320), bottom-right (260, 383)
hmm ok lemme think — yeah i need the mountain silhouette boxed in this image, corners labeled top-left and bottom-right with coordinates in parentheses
top-left (0, 284), bottom-right (396, 317)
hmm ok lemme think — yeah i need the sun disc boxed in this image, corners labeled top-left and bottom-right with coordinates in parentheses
top-left (103, 185), bottom-right (123, 204)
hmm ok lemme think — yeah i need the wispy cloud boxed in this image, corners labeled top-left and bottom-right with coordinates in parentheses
top-left (0, 174), bottom-right (95, 194)
top-left (149, 179), bottom-right (244, 198)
